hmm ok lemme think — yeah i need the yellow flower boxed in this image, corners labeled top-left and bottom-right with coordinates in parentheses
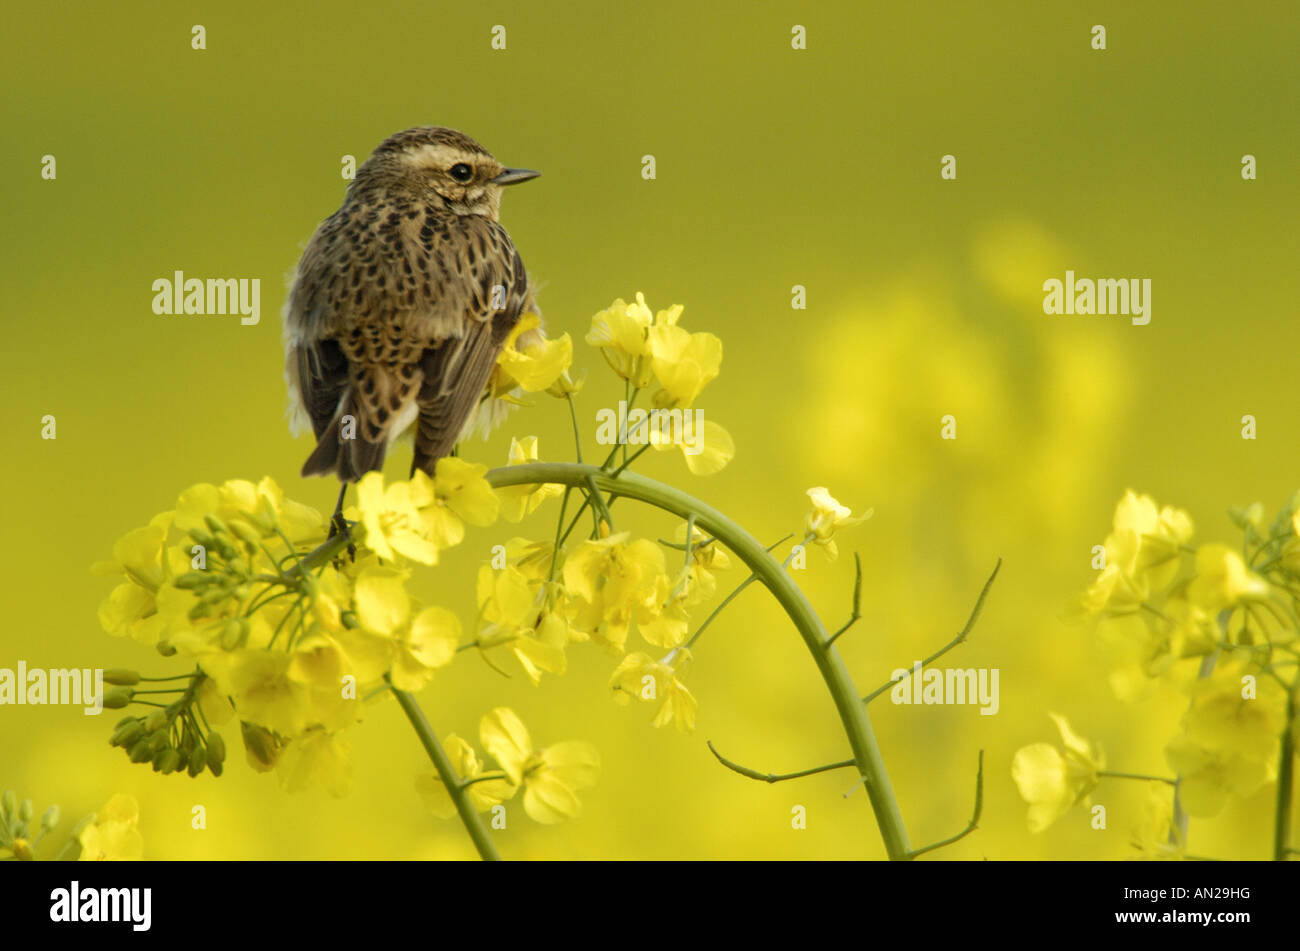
top-left (416, 734), bottom-right (517, 818)
top-left (1130, 781), bottom-right (1184, 860)
top-left (200, 648), bottom-right (310, 737)
top-left (803, 487), bottom-right (871, 560)
top-left (609, 649), bottom-right (698, 733)
top-left (498, 437), bottom-right (564, 522)
top-left (76, 794), bottom-right (143, 861)
top-left (1011, 713), bottom-right (1104, 833)
top-left (394, 606), bottom-right (461, 691)
top-left (276, 727), bottom-right (352, 797)
top-left (476, 565), bottom-right (566, 684)
top-left (480, 707), bottom-right (600, 824)
top-left (1080, 491), bottom-right (1193, 616)
top-left (1187, 544), bottom-right (1270, 612)
top-left (92, 514), bottom-right (181, 644)
top-left (586, 294), bottom-right (655, 386)
top-left (426, 457), bottom-right (500, 547)
top-left (649, 415), bottom-right (735, 475)
top-left (1094, 612), bottom-right (1171, 702)
top-left (646, 307), bottom-right (722, 408)
top-left (352, 566), bottom-right (458, 690)
top-left (175, 477), bottom-right (326, 545)
top-left (350, 471), bottom-right (440, 565)
top-left (1164, 658), bottom-right (1285, 816)
top-left (496, 313), bottom-right (574, 392)
top-left (564, 534), bottom-right (670, 652)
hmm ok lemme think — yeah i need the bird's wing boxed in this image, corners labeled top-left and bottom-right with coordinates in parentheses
top-left (285, 199), bottom-right (528, 480)
top-left (411, 215), bottom-right (529, 474)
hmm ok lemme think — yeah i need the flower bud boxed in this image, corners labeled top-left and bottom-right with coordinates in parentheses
top-left (189, 529), bottom-right (219, 551)
top-left (173, 571), bottom-right (211, 590)
top-left (19, 799), bottom-right (33, 822)
top-left (240, 721), bottom-right (281, 772)
top-left (187, 746), bottom-right (207, 777)
top-left (156, 639), bottom-right (178, 657)
top-left (0, 790), bottom-right (14, 818)
top-left (229, 520), bottom-right (264, 547)
top-left (129, 738), bottom-right (154, 763)
top-left (220, 618), bottom-right (249, 650)
top-left (102, 669), bottom-right (141, 686)
top-left (206, 732), bottom-right (227, 767)
top-left (110, 719), bottom-right (145, 748)
top-left (40, 805), bottom-right (60, 831)
top-left (204, 514), bottom-right (230, 537)
top-left (158, 749), bottom-right (181, 774)
top-left (148, 732), bottom-right (170, 754)
top-left (102, 687), bottom-right (133, 709)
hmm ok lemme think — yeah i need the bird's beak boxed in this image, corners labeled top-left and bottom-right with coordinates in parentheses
top-left (492, 168), bottom-right (541, 186)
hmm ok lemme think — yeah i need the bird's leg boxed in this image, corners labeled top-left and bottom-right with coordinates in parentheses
top-left (328, 483), bottom-right (355, 561)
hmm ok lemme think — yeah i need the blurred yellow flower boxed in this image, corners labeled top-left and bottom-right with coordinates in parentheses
top-left (1094, 613), bottom-right (1170, 701)
top-left (480, 707), bottom-right (600, 824)
top-left (276, 727), bottom-right (352, 797)
top-left (76, 794), bottom-right (143, 861)
top-left (609, 649), bottom-right (698, 733)
top-left (416, 734), bottom-right (517, 818)
top-left (1081, 491), bottom-right (1193, 617)
top-left (498, 436), bottom-right (564, 522)
top-left (1130, 782), bottom-right (1184, 860)
top-left (1011, 713), bottom-right (1104, 833)
top-left (1187, 544), bottom-right (1270, 612)
top-left (1163, 658), bottom-right (1285, 817)
top-left (804, 487), bottom-right (871, 560)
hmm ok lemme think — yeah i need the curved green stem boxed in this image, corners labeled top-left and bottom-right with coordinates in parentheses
top-left (386, 676), bottom-right (500, 862)
top-left (486, 462), bottom-right (911, 860)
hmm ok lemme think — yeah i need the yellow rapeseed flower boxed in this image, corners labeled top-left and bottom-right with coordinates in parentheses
top-left (609, 649), bottom-right (698, 733)
top-left (1011, 713), bottom-right (1104, 833)
top-left (480, 707), bottom-right (600, 824)
top-left (76, 794), bottom-right (143, 861)
top-left (804, 487), bottom-right (871, 560)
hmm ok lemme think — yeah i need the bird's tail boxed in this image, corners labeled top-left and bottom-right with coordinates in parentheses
top-left (300, 391), bottom-right (388, 482)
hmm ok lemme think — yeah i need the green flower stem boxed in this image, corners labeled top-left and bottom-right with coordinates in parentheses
top-left (1274, 684), bottom-right (1297, 861)
top-left (386, 676), bottom-right (501, 862)
top-left (1097, 770), bottom-right (1177, 786)
top-left (487, 462), bottom-right (912, 860)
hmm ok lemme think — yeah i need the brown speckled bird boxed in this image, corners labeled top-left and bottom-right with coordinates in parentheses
top-left (283, 127), bottom-right (539, 498)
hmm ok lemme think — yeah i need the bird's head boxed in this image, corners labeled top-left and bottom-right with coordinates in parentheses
top-left (359, 126), bottom-right (539, 219)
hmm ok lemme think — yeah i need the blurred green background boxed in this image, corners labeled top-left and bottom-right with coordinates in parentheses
top-left (3, 0), bottom-right (1297, 859)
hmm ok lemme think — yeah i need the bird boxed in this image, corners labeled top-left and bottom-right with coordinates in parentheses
top-left (282, 126), bottom-right (539, 523)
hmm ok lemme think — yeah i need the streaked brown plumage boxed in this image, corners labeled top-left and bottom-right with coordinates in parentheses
top-left (283, 126), bottom-right (539, 482)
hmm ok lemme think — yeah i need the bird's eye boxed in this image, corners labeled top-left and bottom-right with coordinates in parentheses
top-left (449, 163), bottom-right (474, 183)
